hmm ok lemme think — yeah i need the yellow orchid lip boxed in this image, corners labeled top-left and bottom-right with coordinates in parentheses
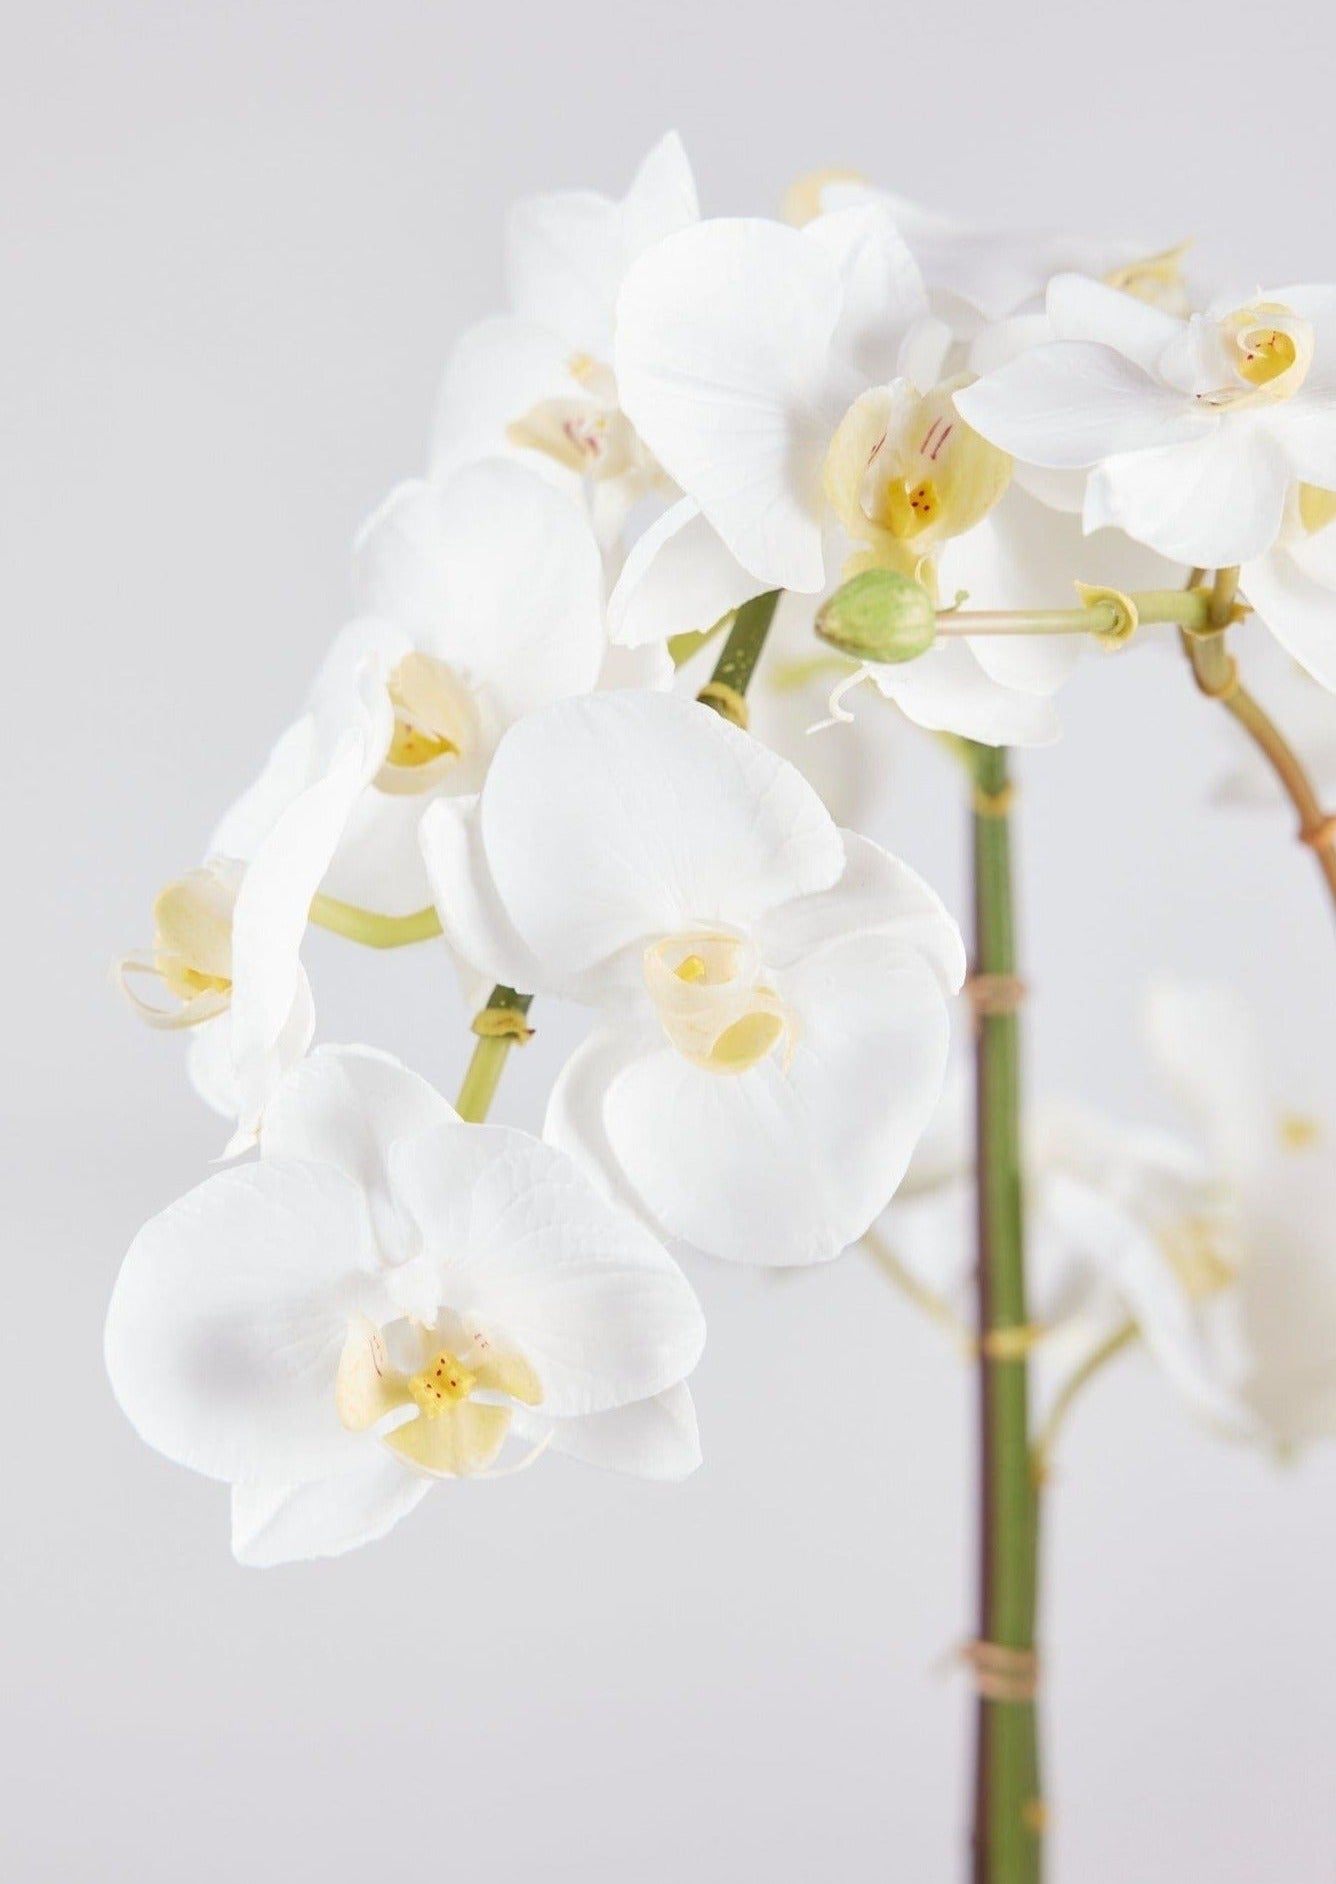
top-left (643, 931), bottom-right (796, 1076)
top-left (336, 1314), bottom-right (544, 1480)
top-left (374, 653), bottom-right (480, 796)
top-left (115, 860), bottom-right (240, 1031)
top-left (1196, 301), bottom-right (1315, 410)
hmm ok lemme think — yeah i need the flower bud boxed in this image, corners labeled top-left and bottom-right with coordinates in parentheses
top-left (815, 569), bottom-right (936, 664)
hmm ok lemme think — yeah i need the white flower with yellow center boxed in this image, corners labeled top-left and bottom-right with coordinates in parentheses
top-left (116, 698), bottom-right (389, 1149)
top-left (1239, 483), bottom-right (1336, 692)
top-left (214, 460), bottom-right (605, 922)
top-left (956, 273), bottom-right (1336, 567)
top-left (882, 981), bottom-right (1336, 1449)
top-left (420, 692), bottom-right (965, 1267)
top-left (104, 1046), bottom-right (707, 1566)
top-left (785, 171), bottom-right (1192, 323)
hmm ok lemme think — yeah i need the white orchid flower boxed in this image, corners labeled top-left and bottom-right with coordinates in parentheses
top-left (116, 688), bottom-right (390, 1151)
top-left (105, 1045), bottom-right (707, 1566)
top-left (420, 692), bottom-right (965, 1267)
top-left (428, 133), bottom-right (762, 655)
top-left (882, 982), bottom-right (1336, 1449)
top-left (956, 273), bottom-right (1336, 570)
top-left (785, 172), bottom-right (1192, 325)
top-left (1237, 483), bottom-right (1336, 692)
top-left (215, 460), bottom-right (605, 922)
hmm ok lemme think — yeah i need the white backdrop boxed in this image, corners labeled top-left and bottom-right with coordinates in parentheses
top-left (4, 3), bottom-right (1335, 1879)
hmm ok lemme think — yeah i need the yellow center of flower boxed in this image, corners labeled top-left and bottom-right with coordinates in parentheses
top-left (1298, 485), bottom-right (1336, 538)
top-left (507, 354), bottom-right (652, 486)
top-left (1103, 241), bottom-right (1192, 316)
top-left (116, 861), bottom-right (240, 1030)
top-left (336, 1317), bottom-right (543, 1479)
top-left (375, 653), bottom-right (479, 796)
top-left (1279, 1110), bottom-right (1321, 1151)
top-left (824, 376), bottom-right (1011, 582)
top-left (1160, 1213), bottom-right (1238, 1300)
top-left (644, 933), bottom-right (795, 1075)
top-left (1196, 302), bottom-right (1314, 409)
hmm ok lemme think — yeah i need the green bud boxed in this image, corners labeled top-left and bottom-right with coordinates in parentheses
top-left (815, 569), bottom-right (936, 664)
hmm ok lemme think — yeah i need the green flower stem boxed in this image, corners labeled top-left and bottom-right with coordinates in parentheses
top-left (1180, 568), bottom-right (1336, 916)
top-left (308, 895), bottom-right (442, 948)
top-left (697, 590), bottom-right (781, 716)
top-left (969, 744), bottom-right (1043, 1884)
top-left (454, 987), bottom-right (534, 1124)
top-left (938, 588), bottom-right (1211, 641)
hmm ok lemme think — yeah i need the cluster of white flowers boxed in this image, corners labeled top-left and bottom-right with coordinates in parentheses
top-left (109, 134), bottom-right (1336, 1566)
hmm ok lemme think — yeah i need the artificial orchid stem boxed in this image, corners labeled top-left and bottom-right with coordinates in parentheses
top-left (696, 590), bottom-right (781, 722)
top-left (307, 895), bottom-right (443, 948)
top-left (936, 588), bottom-right (1211, 641)
top-left (454, 987), bottom-right (534, 1124)
top-left (969, 744), bottom-right (1043, 1884)
top-left (1181, 568), bottom-right (1336, 918)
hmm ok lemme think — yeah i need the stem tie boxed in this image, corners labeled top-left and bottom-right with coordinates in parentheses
top-left (696, 680), bottom-right (750, 728)
top-left (472, 1006), bottom-right (535, 1043)
top-left (978, 1323), bottom-right (1046, 1361)
top-left (962, 1639), bottom-right (1041, 1704)
top-left (971, 780), bottom-right (1017, 818)
top-left (1299, 812), bottom-right (1336, 850)
top-left (966, 972), bottom-right (1028, 1020)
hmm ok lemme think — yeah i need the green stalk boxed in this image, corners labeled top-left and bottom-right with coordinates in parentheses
top-left (454, 986), bottom-right (533, 1124)
top-left (969, 745), bottom-right (1042, 1884)
top-left (308, 895), bottom-right (442, 948)
top-left (697, 590), bottom-right (780, 717)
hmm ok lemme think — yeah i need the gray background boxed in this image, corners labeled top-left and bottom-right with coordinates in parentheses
top-left (4, 2), bottom-right (1335, 1878)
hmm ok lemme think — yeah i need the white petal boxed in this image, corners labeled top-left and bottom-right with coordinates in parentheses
top-left (756, 830), bottom-right (965, 994)
top-left (475, 692), bottom-right (845, 983)
top-left (418, 792), bottom-right (549, 992)
top-left (209, 717), bottom-right (319, 860)
top-left (615, 218), bottom-right (842, 591)
top-left (429, 315), bottom-right (582, 484)
top-left (353, 463), bottom-right (605, 729)
top-left (1142, 978), bottom-right (1270, 1182)
top-left (387, 1122), bottom-right (706, 1415)
top-left (608, 497), bottom-right (761, 648)
top-left (802, 204), bottom-right (929, 391)
top-left (869, 639), bottom-right (1061, 747)
top-left (260, 1045), bottom-right (458, 1263)
top-left (230, 1453), bottom-right (430, 1567)
top-left (598, 937), bottom-right (951, 1265)
top-left (507, 131), bottom-right (698, 361)
top-left (955, 342), bottom-right (1207, 469)
top-left (106, 1160), bottom-right (388, 1486)
top-left (1239, 1148), bottom-right (1336, 1447)
top-left (516, 1383), bottom-right (702, 1481)
top-left (1046, 272), bottom-right (1185, 374)
top-left (1085, 428), bottom-right (1290, 567)
top-left (1243, 544), bottom-right (1336, 692)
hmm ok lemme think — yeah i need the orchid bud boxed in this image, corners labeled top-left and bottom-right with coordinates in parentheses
top-left (816, 569), bottom-right (936, 664)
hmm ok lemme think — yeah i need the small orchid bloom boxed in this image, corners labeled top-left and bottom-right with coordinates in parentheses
top-left (883, 982), bottom-right (1336, 1450)
top-left (785, 172), bottom-right (1192, 324)
top-left (105, 1045), bottom-right (707, 1566)
top-left (1239, 483), bottom-right (1336, 692)
top-left (116, 700), bottom-right (389, 1150)
top-left (215, 460), bottom-right (605, 921)
top-left (430, 132), bottom-right (699, 546)
top-left (957, 274), bottom-right (1336, 568)
top-left (420, 692), bottom-right (965, 1267)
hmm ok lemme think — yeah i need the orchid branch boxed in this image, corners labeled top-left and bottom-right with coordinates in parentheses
top-left (1029, 1321), bottom-right (1140, 1487)
top-left (1180, 567), bottom-right (1336, 916)
top-left (862, 1229), bottom-right (974, 1352)
top-left (308, 895), bottom-right (443, 949)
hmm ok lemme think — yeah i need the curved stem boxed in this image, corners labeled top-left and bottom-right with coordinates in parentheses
top-left (308, 895), bottom-right (442, 948)
top-left (1029, 1321), bottom-right (1139, 1487)
top-left (969, 745), bottom-right (1042, 1884)
top-left (862, 1229), bottom-right (974, 1352)
top-left (697, 589), bottom-right (780, 716)
top-left (1180, 569), bottom-right (1336, 916)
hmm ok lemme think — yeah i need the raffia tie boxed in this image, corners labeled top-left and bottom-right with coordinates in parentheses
top-left (962, 1639), bottom-right (1041, 1704)
top-left (972, 780), bottom-right (1017, 819)
top-left (966, 973), bottom-right (1028, 1022)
